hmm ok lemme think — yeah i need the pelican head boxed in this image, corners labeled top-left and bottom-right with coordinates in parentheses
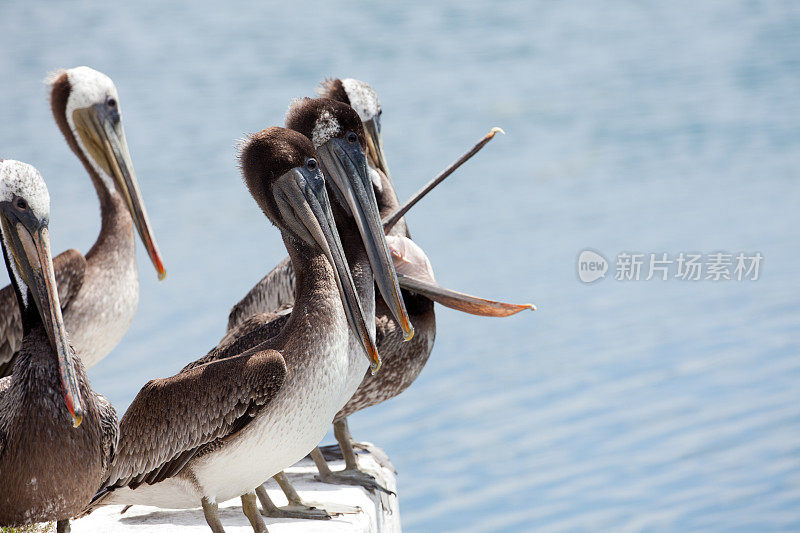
top-left (286, 97), bottom-right (413, 342)
top-left (318, 78), bottom-right (390, 184)
top-left (239, 127), bottom-right (381, 372)
top-left (48, 66), bottom-right (166, 280)
top-left (0, 160), bottom-right (84, 427)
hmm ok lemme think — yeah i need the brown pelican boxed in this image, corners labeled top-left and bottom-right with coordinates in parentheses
top-left (89, 127), bottom-right (387, 533)
top-left (0, 66), bottom-right (165, 376)
top-left (203, 98), bottom-right (415, 520)
top-left (0, 160), bottom-right (118, 530)
top-left (318, 78), bottom-right (533, 485)
top-left (229, 79), bottom-right (533, 501)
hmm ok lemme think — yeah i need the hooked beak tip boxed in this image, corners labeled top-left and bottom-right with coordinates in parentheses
top-left (67, 398), bottom-right (84, 428)
top-left (397, 308), bottom-right (415, 341)
top-left (149, 248), bottom-right (166, 280)
top-left (402, 323), bottom-right (415, 341)
top-left (64, 392), bottom-right (83, 427)
top-left (489, 127), bottom-right (505, 137)
top-left (527, 303), bottom-right (536, 311)
top-left (370, 357), bottom-right (382, 375)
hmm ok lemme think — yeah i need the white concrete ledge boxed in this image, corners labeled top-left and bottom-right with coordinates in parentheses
top-left (71, 446), bottom-right (400, 532)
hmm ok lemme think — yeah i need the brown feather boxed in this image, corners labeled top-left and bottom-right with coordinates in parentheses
top-left (97, 348), bottom-right (286, 495)
top-left (0, 327), bottom-right (117, 525)
top-left (285, 97), bottom-right (366, 148)
top-left (316, 78), bottom-right (350, 105)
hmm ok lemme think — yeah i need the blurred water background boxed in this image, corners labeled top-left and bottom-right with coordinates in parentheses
top-left (1, 1), bottom-right (799, 531)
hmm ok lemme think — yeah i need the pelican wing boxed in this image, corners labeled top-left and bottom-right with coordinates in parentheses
top-left (0, 376), bottom-right (9, 462)
top-left (0, 285), bottom-right (21, 376)
top-left (227, 257), bottom-right (295, 331)
top-left (96, 348), bottom-right (286, 497)
top-left (0, 249), bottom-right (86, 377)
top-left (95, 393), bottom-right (120, 472)
top-left (186, 309), bottom-right (290, 374)
top-left (53, 249), bottom-right (88, 311)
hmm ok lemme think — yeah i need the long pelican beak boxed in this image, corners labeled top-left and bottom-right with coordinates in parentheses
top-left (316, 136), bottom-right (414, 341)
top-left (363, 117), bottom-right (391, 181)
top-left (0, 204), bottom-right (84, 427)
top-left (398, 274), bottom-right (536, 317)
top-left (72, 104), bottom-right (166, 280)
top-left (274, 166), bottom-right (382, 373)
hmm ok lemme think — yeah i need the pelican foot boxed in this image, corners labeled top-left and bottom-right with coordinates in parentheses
top-left (315, 467), bottom-right (394, 495)
top-left (56, 519), bottom-right (71, 533)
top-left (256, 484), bottom-right (332, 520)
top-left (262, 501), bottom-right (332, 520)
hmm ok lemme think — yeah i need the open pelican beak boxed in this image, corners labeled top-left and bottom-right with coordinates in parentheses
top-left (397, 274), bottom-right (536, 317)
top-left (363, 117), bottom-right (391, 181)
top-left (0, 205), bottom-right (84, 427)
top-left (273, 166), bottom-right (382, 373)
top-left (316, 137), bottom-right (414, 341)
top-left (72, 104), bottom-right (166, 280)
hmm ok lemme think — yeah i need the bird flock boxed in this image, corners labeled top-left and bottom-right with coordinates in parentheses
top-left (0, 67), bottom-right (533, 533)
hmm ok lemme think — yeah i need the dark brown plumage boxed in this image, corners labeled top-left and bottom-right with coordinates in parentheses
top-left (286, 97), bottom-right (366, 148)
top-left (239, 127), bottom-right (317, 227)
top-left (0, 161), bottom-right (118, 527)
top-left (98, 348), bottom-right (286, 493)
top-left (337, 291), bottom-right (435, 420)
top-left (0, 332), bottom-right (117, 526)
top-left (317, 78), bottom-right (350, 106)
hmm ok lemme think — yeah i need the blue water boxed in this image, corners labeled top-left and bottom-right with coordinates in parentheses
top-left (1, 1), bottom-right (799, 531)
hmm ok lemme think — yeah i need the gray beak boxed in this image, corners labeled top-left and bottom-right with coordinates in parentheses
top-left (316, 137), bottom-right (414, 341)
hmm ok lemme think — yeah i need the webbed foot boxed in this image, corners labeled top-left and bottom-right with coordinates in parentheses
top-left (256, 483), bottom-right (332, 520)
top-left (315, 467), bottom-right (394, 495)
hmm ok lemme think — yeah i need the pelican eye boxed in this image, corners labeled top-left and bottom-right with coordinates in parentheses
top-left (306, 158), bottom-right (318, 171)
top-left (107, 98), bottom-right (117, 108)
top-left (346, 131), bottom-right (358, 144)
top-left (13, 197), bottom-right (28, 211)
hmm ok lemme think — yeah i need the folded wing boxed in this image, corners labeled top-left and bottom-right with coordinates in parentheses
top-left (95, 348), bottom-right (287, 498)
